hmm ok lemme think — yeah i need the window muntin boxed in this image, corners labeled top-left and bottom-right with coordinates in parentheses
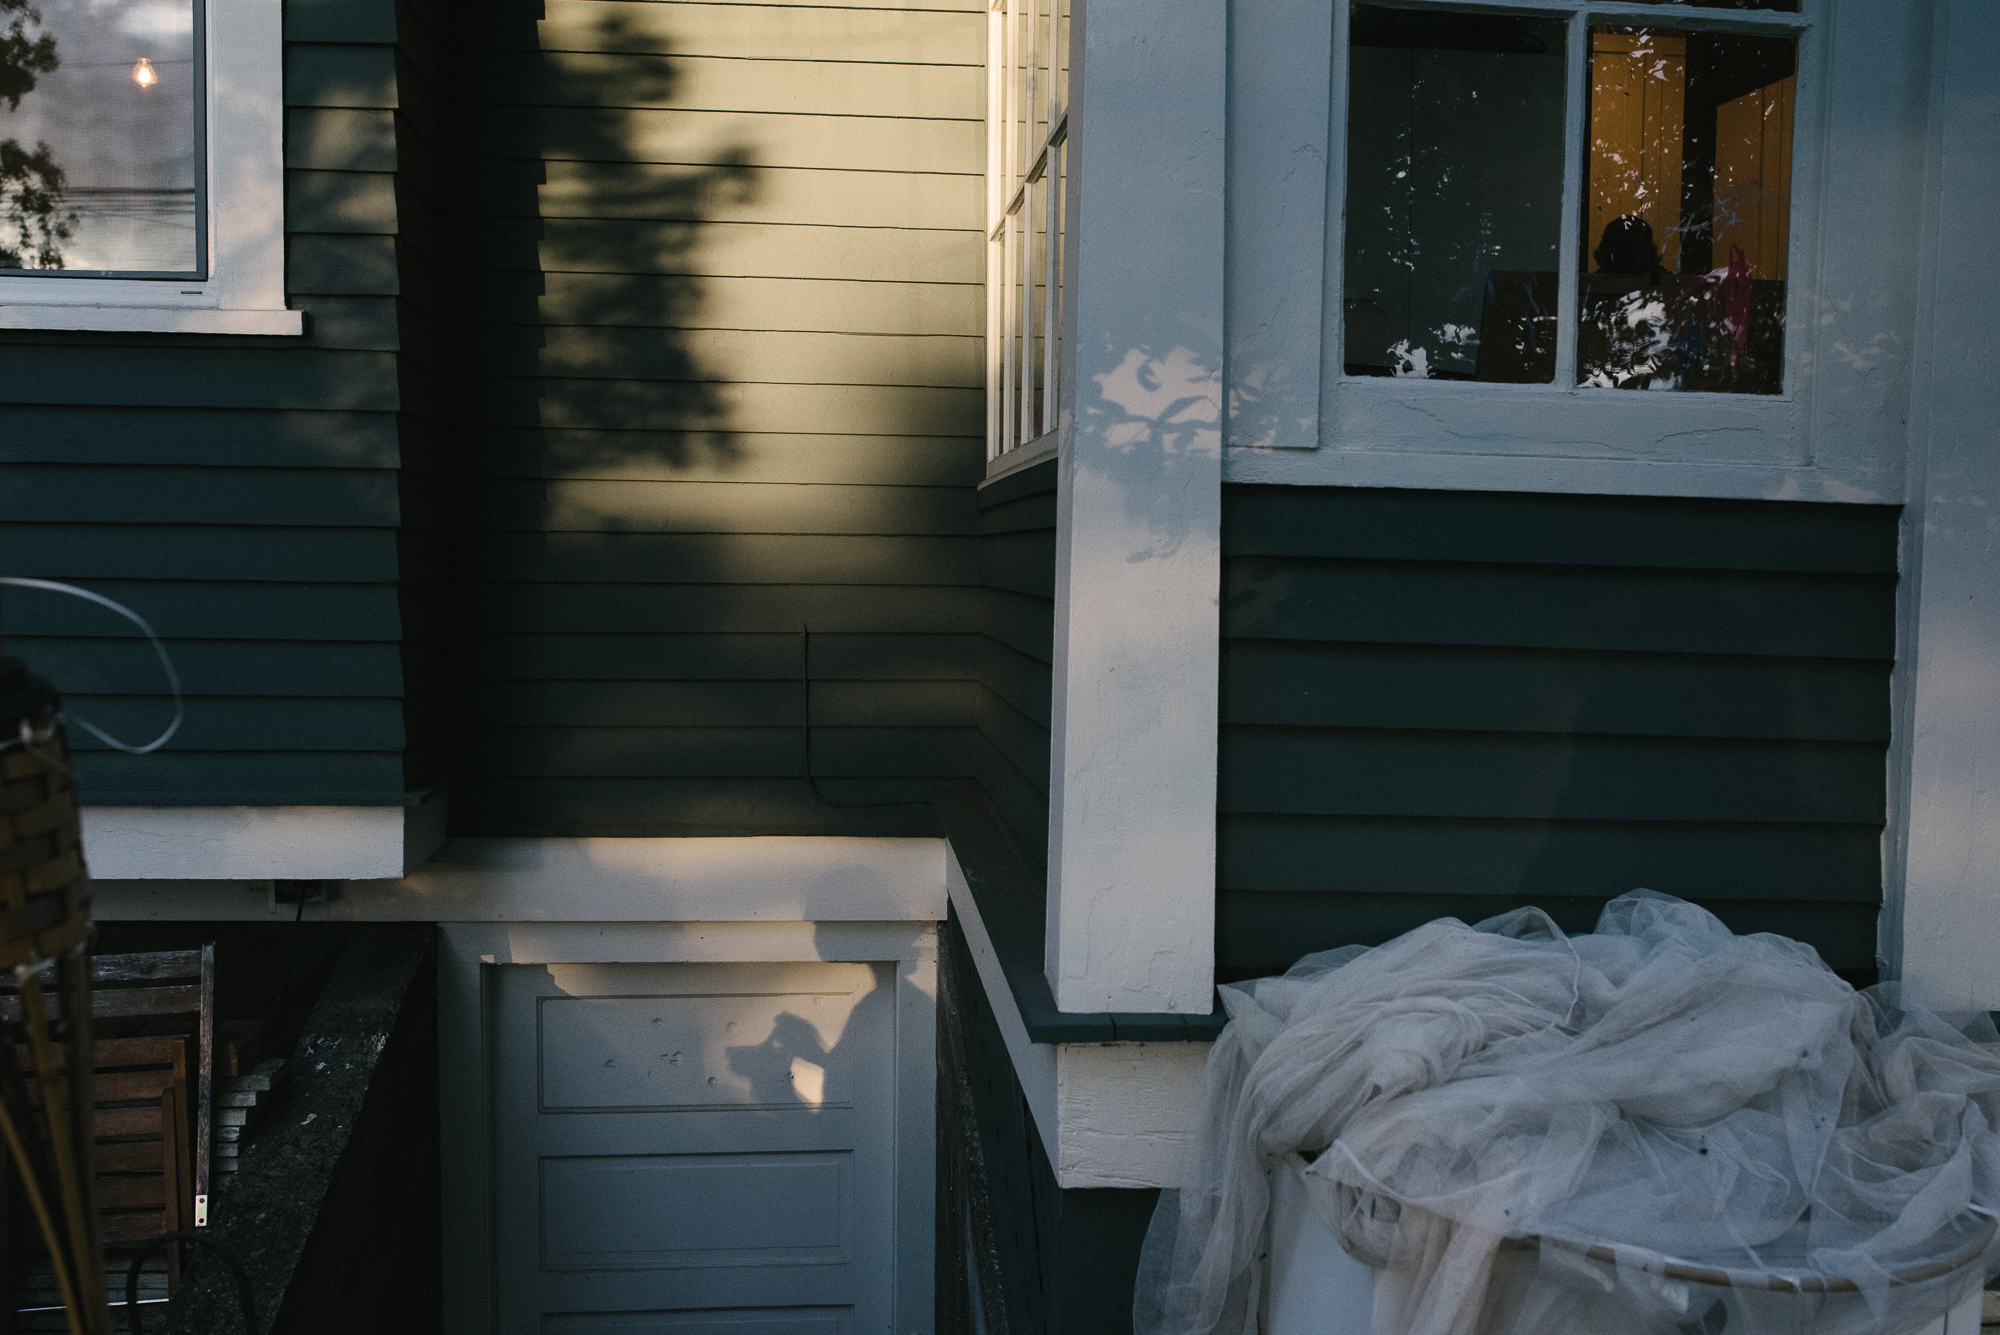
top-left (0, 0), bottom-right (206, 278)
top-left (1337, 0), bottom-right (1808, 400)
top-left (987, 0), bottom-right (1069, 464)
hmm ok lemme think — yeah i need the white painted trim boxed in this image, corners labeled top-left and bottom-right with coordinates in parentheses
top-left (944, 843), bottom-right (1059, 1160)
top-left (80, 795), bottom-right (446, 881)
top-left (1055, 1041), bottom-right (1208, 1189)
top-left (1223, 448), bottom-right (1896, 503)
top-left (1313, 3), bottom-right (1838, 468)
top-left (437, 920), bottom-right (938, 1335)
top-left (0, 0), bottom-right (294, 330)
top-left (983, 429), bottom-right (1059, 485)
top-left (1883, 0), bottom-right (2000, 1011)
top-left (0, 306), bottom-right (302, 334)
top-left (90, 835), bottom-right (948, 922)
top-left (1211, 0), bottom-right (1925, 502)
top-left (1046, 0), bottom-right (1223, 1015)
top-left (1224, 0), bottom-right (1329, 453)
top-left (946, 844), bottom-right (1210, 1190)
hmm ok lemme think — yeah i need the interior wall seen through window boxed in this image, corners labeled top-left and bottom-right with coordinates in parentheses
top-left (1341, 3), bottom-right (1798, 396)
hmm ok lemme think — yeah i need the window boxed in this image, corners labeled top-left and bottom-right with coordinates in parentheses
top-left (2, 0), bottom-right (206, 278)
top-left (987, 0), bottom-right (1069, 465)
top-left (1220, 0), bottom-right (1902, 498)
top-left (0, 0), bottom-right (296, 333)
top-left (1343, 0), bottom-right (1800, 394)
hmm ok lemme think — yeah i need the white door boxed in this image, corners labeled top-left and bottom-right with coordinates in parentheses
top-left (493, 961), bottom-right (901, 1335)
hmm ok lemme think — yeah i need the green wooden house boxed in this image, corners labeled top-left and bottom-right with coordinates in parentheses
top-left (3, 0), bottom-right (1998, 1329)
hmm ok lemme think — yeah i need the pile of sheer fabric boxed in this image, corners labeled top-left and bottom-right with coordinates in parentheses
top-left (1136, 892), bottom-right (2000, 1335)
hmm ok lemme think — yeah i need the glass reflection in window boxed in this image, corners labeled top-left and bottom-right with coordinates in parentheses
top-left (1343, 6), bottom-right (1567, 383)
top-left (1631, 0), bottom-right (1799, 10)
top-left (0, 0), bottom-right (204, 276)
top-left (1579, 26), bottom-right (1796, 394)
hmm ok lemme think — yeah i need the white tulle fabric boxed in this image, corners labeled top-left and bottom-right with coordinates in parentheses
top-left (1135, 892), bottom-right (2000, 1335)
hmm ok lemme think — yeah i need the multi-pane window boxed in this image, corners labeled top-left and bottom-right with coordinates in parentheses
top-left (0, 0), bottom-right (206, 278)
top-left (987, 0), bottom-right (1069, 463)
top-left (1342, 0), bottom-right (1801, 396)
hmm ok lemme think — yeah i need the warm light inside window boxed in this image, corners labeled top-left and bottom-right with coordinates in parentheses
top-left (131, 57), bottom-right (157, 87)
top-left (1578, 25), bottom-right (1797, 394)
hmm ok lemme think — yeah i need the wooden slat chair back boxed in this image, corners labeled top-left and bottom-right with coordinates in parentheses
top-left (0, 947), bottom-right (213, 1317)
top-left (74, 1037), bottom-right (195, 1247)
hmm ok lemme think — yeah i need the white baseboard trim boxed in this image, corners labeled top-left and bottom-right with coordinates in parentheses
top-left (81, 793), bottom-right (447, 880)
top-left (90, 835), bottom-right (948, 924)
top-left (0, 305), bottom-right (304, 335)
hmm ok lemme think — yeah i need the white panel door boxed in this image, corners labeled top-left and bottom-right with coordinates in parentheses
top-left (493, 962), bottom-right (900, 1335)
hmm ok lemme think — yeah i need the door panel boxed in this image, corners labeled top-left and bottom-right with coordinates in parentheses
top-left (494, 962), bottom-right (896, 1335)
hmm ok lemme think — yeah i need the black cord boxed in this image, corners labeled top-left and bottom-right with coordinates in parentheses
top-left (118, 1230), bottom-right (260, 1334)
top-left (274, 888), bottom-right (305, 1038)
top-left (799, 625), bottom-right (929, 810)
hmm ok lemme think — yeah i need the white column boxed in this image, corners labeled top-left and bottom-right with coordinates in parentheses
top-left (1886, 0), bottom-right (2000, 1011)
top-left (1045, 0), bottom-right (1225, 1014)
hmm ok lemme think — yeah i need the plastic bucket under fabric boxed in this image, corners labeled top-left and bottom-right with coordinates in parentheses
top-left (1264, 1159), bottom-right (1994, 1335)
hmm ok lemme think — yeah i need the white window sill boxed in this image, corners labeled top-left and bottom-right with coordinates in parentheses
top-left (983, 429), bottom-right (1060, 486)
top-left (0, 305), bottom-right (303, 336)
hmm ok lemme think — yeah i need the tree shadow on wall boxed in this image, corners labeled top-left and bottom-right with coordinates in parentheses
top-left (445, 0), bottom-right (757, 480)
top-left (426, 0), bottom-right (767, 829)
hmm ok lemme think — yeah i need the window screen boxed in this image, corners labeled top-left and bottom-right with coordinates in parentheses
top-left (0, 0), bottom-right (205, 277)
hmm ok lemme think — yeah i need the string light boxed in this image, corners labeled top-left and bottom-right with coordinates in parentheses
top-left (132, 57), bottom-right (157, 87)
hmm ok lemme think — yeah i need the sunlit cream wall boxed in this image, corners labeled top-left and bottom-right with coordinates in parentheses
top-left (432, 0), bottom-right (990, 838)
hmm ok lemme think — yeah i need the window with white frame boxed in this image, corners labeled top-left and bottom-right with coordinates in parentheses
top-left (1, 0), bottom-right (207, 277)
top-left (987, 0), bottom-right (1070, 464)
top-left (0, 0), bottom-right (295, 333)
top-left (1316, 0), bottom-right (1828, 478)
top-left (1344, 0), bottom-right (1799, 393)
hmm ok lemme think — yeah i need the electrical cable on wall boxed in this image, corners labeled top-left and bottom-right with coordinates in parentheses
top-left (800, 624), bottom-right (929, 810)
top-left (0, 578), bottom-right (184, 757)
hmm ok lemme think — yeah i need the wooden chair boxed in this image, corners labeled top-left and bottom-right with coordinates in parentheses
top-left (0, 947), bottom-right (214, 1327)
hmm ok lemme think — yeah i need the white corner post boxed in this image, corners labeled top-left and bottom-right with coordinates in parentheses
top-left (1884, 0), bottom-right (2000, 1011)
top-left (1045, 0), bottom-right (1225, 1014)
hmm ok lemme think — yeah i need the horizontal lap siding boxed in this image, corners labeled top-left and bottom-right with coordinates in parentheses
top-left (976, 462), bottom-right (1058, 865)
top-left (438, 0), bottom-right (984, 836)
top-left (0, 0), bottom-right (439, 806)
top-left (1217, 486), bottom-right (1900, 980)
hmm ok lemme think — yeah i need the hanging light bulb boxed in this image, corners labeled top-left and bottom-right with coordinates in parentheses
top-left (132, 57), bottom-right (157, 87)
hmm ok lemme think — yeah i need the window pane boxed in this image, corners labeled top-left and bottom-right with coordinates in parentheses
top-left (1032, 0), bottom-right (1049, 155)
top-left (0, 0), bottom-right (202, 275)
top-left (1051, 0), bottom-right (1070, 124)
top-left (1032, 176), bottom-right (1048, 435)
top-left (1630, 0), bottom-right (1799, 11)
top-left (1579, 26), bottom-right (1796, 394)
top-left (1049, 134), bottom-right (1066, 431)
top-left (1013, 0), bottom-right (1031, 183)
top-left (1343, 6), bottom-right (1567, 383)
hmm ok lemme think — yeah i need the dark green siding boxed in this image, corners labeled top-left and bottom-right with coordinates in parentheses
top-left (1217, 486), bottom-right (1900, 980)
top-left (0, 0), bottom-right (446, 806)
top-left (975, 461), bottom-right (1058, 864)
top-left (428, 0), bottom-right (986, 837)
